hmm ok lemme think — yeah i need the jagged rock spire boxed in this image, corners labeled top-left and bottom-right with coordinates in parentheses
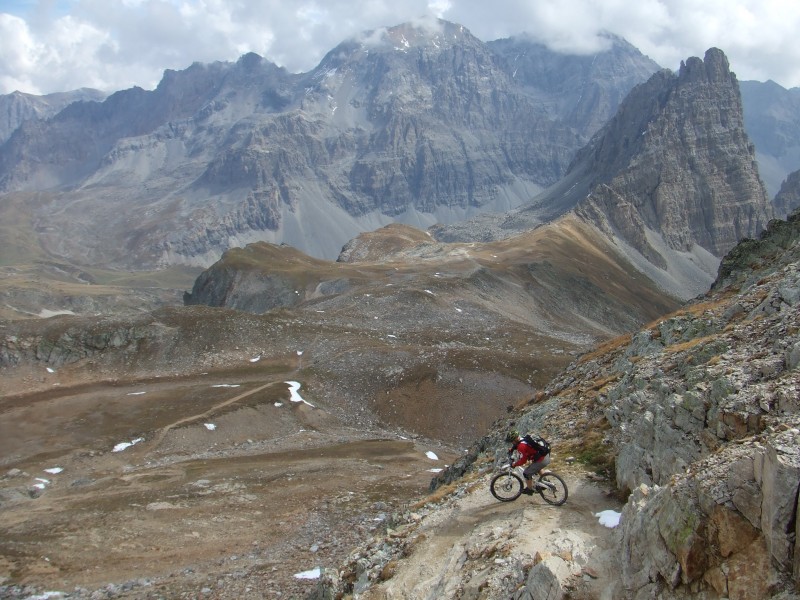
top-left (573, 47), bottom-right (773, 264)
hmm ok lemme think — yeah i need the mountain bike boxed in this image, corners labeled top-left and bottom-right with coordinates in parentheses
top-left (490, 463), bottom-right (568, 505)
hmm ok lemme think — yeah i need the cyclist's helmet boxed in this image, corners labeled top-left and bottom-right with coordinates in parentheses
top-left (505, 429), bottom-right (520, 442)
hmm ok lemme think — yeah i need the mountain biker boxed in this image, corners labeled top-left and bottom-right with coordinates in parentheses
top-left (506, 429), bottom-right (551, 495)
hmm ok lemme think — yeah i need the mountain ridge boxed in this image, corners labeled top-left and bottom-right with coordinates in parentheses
top-left (0, 20), bottom-right (661, 270)
top-left (430, 48), bottom-right (772, 301)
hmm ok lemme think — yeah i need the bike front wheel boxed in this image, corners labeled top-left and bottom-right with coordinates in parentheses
top-left (490, 471), bottom-right (524, 502)
top-left (537, 472), bottom-right (568, 506)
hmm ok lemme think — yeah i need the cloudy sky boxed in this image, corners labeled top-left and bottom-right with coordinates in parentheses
top-left (2, 0), bottom-right (799, 96)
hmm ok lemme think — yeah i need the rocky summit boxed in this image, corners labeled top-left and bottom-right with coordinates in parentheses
top-left (575, 48), bottom-right (772, 256)
top-left (431, 48), bottom-right (773, 301)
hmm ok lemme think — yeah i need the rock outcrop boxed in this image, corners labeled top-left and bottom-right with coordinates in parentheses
top-left (0, 88), bottom-right (105, 143)
top-left (573, 48), bottom-right (772, 266)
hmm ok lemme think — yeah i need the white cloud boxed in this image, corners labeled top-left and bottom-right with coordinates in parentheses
top-left (0, 13), bottom-right (40, 92)
top-left (0, 0), bottom-right (799, 95)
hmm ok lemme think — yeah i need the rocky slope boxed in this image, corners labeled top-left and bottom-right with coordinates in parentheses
top-left (773, 169), bottom-right (800, 218)
top-left (333, 209), bottom-right (800, 599)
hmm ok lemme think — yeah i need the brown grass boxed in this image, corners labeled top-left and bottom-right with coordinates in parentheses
top-left (563, 417), bottom-right (615, 477)
top-left (411, 482), bottom-right (459, 508)
top-left (577, 333), bottom-right (632, 364)
top-left (411, 468), bottom-right (486, 509)
top-left (554, 373), bottom-right (620, 402)
top-left (663, 334), bottom-right (719, 354)
top-left (641, 295), bottom-right (736, 333)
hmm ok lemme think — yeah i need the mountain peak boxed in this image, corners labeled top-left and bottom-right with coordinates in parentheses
top-left (679, 46), bottom-right (733, 84)
top-left (380, 18), bottom-right (472, 45)
top-left (568, 46), bottom-right (771, 294)
top-left (328, 19), bottom-right (476, 61)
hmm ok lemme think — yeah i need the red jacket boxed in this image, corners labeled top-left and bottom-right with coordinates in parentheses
top-left (511, 438), bottom-right (546, 468)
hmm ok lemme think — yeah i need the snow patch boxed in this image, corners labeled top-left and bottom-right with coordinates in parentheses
top-left (426, 451), bottom-right (439, 460)
top-left (112, 437), bottom-right (145, 452)
top-left (293, 567), bottom-right (321, 579)
top-left (25, 591), bottom-right (64, 599)
top-left (285, 381), bottom-right (315, 407)
top-left (204, 423), bottom-right (216, 431)
top-left (595, 510), bottom-right (621, 528)
top-left (39, 309), bottom-right (75, 318)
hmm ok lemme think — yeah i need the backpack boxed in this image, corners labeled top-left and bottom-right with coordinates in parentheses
top-left (522, 434), bottom-right (551, 456)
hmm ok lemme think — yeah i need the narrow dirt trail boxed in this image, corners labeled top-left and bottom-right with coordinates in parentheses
top-left (361, 470), bottom-right (623, 599)
top-left (147, 380), bottom-right (281, 450)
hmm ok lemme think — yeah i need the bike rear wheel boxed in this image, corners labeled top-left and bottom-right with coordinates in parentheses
top-left (537, 472), bottom-right (568, 505)
top-left (490, 472), bottom-right (524, 502)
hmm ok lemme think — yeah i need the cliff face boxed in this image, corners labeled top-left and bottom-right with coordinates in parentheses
top-left (740, 79), bottom-right (800, 199)
top-left (601, 213), bottom-right (800, 597)
top-left (573, 48), bottom-right (773, 266)
top-left (487, 33), bottom-right (661, 140)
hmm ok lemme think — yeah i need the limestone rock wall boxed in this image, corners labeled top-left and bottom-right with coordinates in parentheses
top-left (774, 169), bottom-right (800, 219)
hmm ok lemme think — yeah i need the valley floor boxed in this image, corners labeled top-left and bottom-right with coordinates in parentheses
top-left (0, 373), bottom-right (457, 598)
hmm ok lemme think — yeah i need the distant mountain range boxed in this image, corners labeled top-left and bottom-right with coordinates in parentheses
top-left (0, 88), bottom-right (107, 144)
top-left (0, 21), bottom-right (762, 270)
top-left (0, 20), bottom-right (796, 298)
top-left (739, 80), bottom-right (800, 196)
